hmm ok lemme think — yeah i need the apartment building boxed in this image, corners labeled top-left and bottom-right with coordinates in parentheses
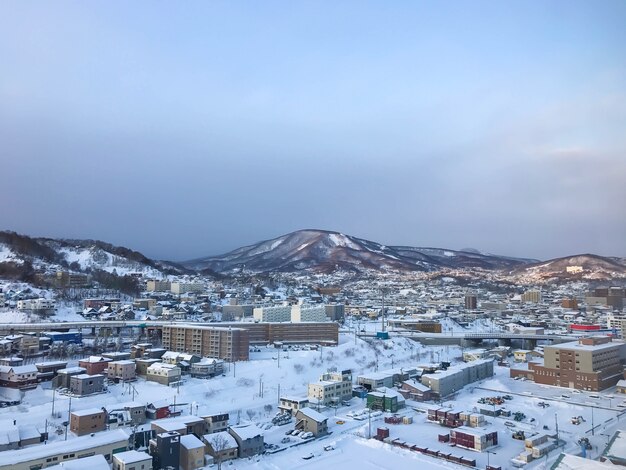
top-left (201, 413), bottom-right (229, 434)
top-left (161, 325), bottom-right (249, 361)
top-left (521, 290), bottom-right (542, 303)
top-left (146, 280), bottom-right (171, 292)
top-left (171, 282), bottom-right (204, 295)
top-left (421, 359), bottom-right (494, 399)
top-left (291, 305), bottom-right (327, 322)
top-left (308, 369), bottom-right (353, 405)
top-left (512, 336), bottom-right (626, 391)
top-left (253, 305), bottom-right (291, 322)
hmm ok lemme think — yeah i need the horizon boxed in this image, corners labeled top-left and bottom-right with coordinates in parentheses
top-left (1, 1), bottom-right (625, 261)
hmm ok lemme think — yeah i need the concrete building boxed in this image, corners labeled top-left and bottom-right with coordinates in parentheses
top-left (521, 290), bottom-right (542, 303)
top-left (70, 408), bottom-right (106, 436)
top-left (218, 321), bottom-right (339, 345)
top-left (291, 305), bottom-right (327, 323)
top-left (146, 363), bottom-right (181, 386)
top-left (180, 434), bottom-right (205, 470)
top-left (112, 450), bottom-right (153, 470)
top-left (69, 374), bottom-right (105, 396)
top-left (146, 280), bottom-right (171, 292)
top-left (465, 295), bottom-right (478, 310)
top-left (190, 358), bottom-right (224, 379)
top-left (253, 306), bottom-right (291, 323)
top-left (511, 336), bottom-right (626, 391)
top-left (78, 356), bottom-right (112, 376)
top-left (325, 304), bottom-right (345, 321)
top-left (161, 325), bottom-right (249, 361)
top-left (308, 369), bottom-right (352, 405)
top-left (228, 424), bottom-right (264, 458)
top-left (53, 367), bottom-right (87, 389)
top-left (107, 360), bottom-right (136, 382)
top-left (221, 304), bottom-right (254, 321)
top-left (171, 282), bottom-right (204, 295)
top-left (294, 407), bottom-right (328, 437)
top-left (278, 396), bottom-right (309, 415)
top-left (421, 359), bottom-right (494, 399)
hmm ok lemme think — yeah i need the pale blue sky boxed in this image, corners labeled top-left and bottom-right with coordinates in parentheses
top-left (1, 1), bottom-right (625, 260)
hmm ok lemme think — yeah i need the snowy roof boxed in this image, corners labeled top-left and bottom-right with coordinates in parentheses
top-left (205, 431), bottom-right (238, 449)
top-left (230, 424), bottom-right (263, 440)
top-left (552, 453), bottom-right (615, 469)
top-left (0, 429), bottom-right (129, 465)
top-left (180, 434), bottom-right (205, 449)
top-left (58, 367), bottom-right (86, 374)
top-left (605, 430), bottom-right (626, 461)
top-left (617, 380), bottom-right (626, 388)
top-left (401, 380), bottom-right (430, 392)
top-left (546, 339), bottom-right (624, 352)
top-left (112, 450), bottom-right (152, 464)
top-left (12, 364), bottom-right (37, 374)
top-left (71, 408), bottom-right (104, 417)
top-left (297, 407), bottom-right (328, 423)
top-left (46, 454), bottom-right (111, 470)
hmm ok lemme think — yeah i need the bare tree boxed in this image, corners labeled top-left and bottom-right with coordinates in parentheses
top-left (208, 433), bottom-right (232, 470)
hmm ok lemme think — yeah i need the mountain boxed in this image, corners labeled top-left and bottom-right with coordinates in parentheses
top-left (183, 229), bottom-right (537, 274)
top-left (0, 231), bottom-right (187, 281)
top-left (512, 254), bottom-right (626, 280)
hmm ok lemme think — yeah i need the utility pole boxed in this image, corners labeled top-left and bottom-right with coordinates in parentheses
top-left (368, 407), bottom-right (372, 439)
top-left (51, 388), bottom-right (56, 418)
top-left (278, 384), bottom-right (281, 402)
top-left (381, 288), bottom-right (386, 333)
top-left (592, 406), bottom-right (595, 436)
top-left (555, 413), bottom-right (559, 443)
top-left (278, 349), bottom-right (280, 369)
top-left (65, 397), bottom-right (72, 441)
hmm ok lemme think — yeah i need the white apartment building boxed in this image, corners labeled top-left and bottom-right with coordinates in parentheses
top-left (253, 306), bottom-right (292, 322)
top-left (170, 282), bottom-right (204, 295)
top-left (291, 305), bottom-right (327, 322)
top-left (307, 369), bottom-right (352, 405)
top-left (17, 298), bottom-right (55, 310)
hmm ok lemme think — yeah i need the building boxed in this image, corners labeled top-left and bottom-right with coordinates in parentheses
top-left (146, 363), bottom-right (181, 386)
top-left (69, 374), bottom-right (105, 396)
top-left (53, 367), bottom-right (87, 389)
top-left (221, 304), bottom-right (254, 321)
top-left (366, 390), bottom-right (401, 412)
top-left (421, 359), bottom-right (494, 399)
top-left (465, 295), bottom-right (477, 310)
top-left (104, 402), bottom-right (147, 426)
top-left (190, 358), bottom-right (224, 379)
top-left (135, 358), bottom-right (161, 377)
top-left (151, 416), bottom-right (205, 437)
top-left (203, 431), bottom-right (238, 464)
top-left (601, 430), bottom-right (626, 466)
top-left (17, 298), bottom-right (55, 311)
top-left (253, 306), bottom-right (291, 323)
top-left (70, 408), bottom-right (106, 436)
top-left (161, 325), bottom-right (249, 361)
top-left (218, 321), bottom-right (339, 345)
top-left (55, 271), bottom-right (90, 288)
top-left (553, 454), bottom-right (615, 470)
top-left (450, 427), bottom-right (498, 451)
top-left (357, 369), bottom-right (416, 390)
top-left (146, 280), bottom-right (171, 292)
top-left (149, 431), bottom-right (180, 470)
top-left (78, 356), bottom-right (112, 376)
top-left (201, 413), bottom-right (229, 434)
top-left (398, 379), bottom-right (432, 402)
top-left (112, 450), bottom-right (153, 470)
top-left (0, 364), bottom-right (38, 389)
top-left (35, 361), bottom-right (68, 382)
top-left (562, 298), bottom-right (579, 309)
top-left (513, 350), bottom-right (537, 363)
top-left (278, 396), bottom-right (309, 415)
top-left (291, 305), bottom-right (327, 322)
top-left (308, 369), bottom-right (353, 405)
top-left (294, 407), bottom-right (328, 437)
top-left (228, 424), bottom-right (264, 458)
top-left (325, 304), bottom-right (345, 321)
top-left (0, 429), bottom-right (129, 470)
top-left (107, 360), bottom-right (136, 382)
top-left (521, 290), bottom-right (542, 303)
top-left (180, 434), bottom-right (205, 470)
top-left (511, 336), bottom-right (626, 391)
top-left (387, 320), bottom-right (442, 333)
top-left (171, 282), bottom-right (204, 295)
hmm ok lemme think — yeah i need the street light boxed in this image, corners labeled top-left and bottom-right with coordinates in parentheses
top-left (486, 450), bottom-right (497, 468)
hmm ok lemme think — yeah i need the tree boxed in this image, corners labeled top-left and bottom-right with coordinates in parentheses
top-left (208, 432), bottom-right (232, 470)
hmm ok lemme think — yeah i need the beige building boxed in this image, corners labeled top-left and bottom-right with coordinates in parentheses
top-left (308, 369), bottom-right (352, 405)
top-left (291, 305), bottom-right (327, 322)
top-left (253, 306), bottom-right (291, 322)
top-left (146, 363), bottom-right (181, 385)
top-left (112, 450), bottom-right (153, 470)
top-left (180, 434), bottom-right (205, 470)
top-left (521, 290), bottom-right (542, 303)
top-left (70, 408), bottom-right (106, 436)
top-left (146, 280), bottom-right (171, 292)
top-left (107, 360), bottom-right (136, 382)
top-left (171, 282), bottom-right (204, 295)
top-left (161, 325), bottom-right (249, 361)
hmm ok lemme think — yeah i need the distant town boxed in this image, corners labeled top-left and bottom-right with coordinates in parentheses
top-left (0, 229), bottom-right (625, 470)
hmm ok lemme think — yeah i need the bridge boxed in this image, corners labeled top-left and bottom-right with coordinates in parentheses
top-left (391, 330), bottom-right (580, 346)
top-left (0, 320), bottom-right (189, 336)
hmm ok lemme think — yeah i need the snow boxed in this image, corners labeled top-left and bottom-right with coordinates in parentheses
top-left (46, 454), bottom-right (111, 470)
top-left (328, 234), bottom-right (360, 251)
top-left (443, 251), bottom-right (455, 257)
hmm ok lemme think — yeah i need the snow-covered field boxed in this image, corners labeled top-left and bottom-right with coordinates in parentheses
top-left (2, 332), bottom-right (624, 469)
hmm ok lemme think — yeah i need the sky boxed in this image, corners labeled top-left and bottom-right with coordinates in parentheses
top-left (0, 1), bottom-right (625, 261)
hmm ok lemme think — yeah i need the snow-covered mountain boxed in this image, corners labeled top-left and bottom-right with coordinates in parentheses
top-left (0, 231), bottom-right (186, 279)
top-left (184, 229), bottom-right (537, 273)
top-left (511, 254), bottom-right (626, 281)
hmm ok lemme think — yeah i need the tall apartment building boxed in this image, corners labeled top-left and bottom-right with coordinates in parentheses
top-left (171, 282), bottom-right (204, 295)
top-left (512, 336), bottom-right (626, 391)
top-left (608, 315), bottom-right (626, 337)
top-left (253, 306), bottom-right (291, 322)
top-left (146, 280), bottom-right (171, 292)
top-left (161, 325), bottom-right (249, 361)
top-left (291, 305), bottom-right (327, 322)
top-left (464, 294), bottom-right (477, 310)
top-left (325, 304), bottom-right (345, 321)
top-left (521, 290), bottom-right (542, 303)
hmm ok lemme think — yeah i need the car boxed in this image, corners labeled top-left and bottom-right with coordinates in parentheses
top-left (561, 394), bottom-right (570, 399)
top-left (336, 420), bottom-right (345, 425)
top-left (302, 453), bottom-right (314, 460)
top-left (617, 403), bottom-right (626, 408)
top-left (324, 445), bottom-right (335, 451)
top-left (281, 437), bottom-right (291, 443)
top-left (572, 390), bottom-right (582, 394)
top-left (303, 432), bottom-right (314, 439)
top-left (504, 421), bottom-right (516, 427)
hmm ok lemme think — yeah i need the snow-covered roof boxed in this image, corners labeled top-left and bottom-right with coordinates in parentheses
top-left (180, 434), bottom-right (205, 449)
top-left (71, 408), bottom-right (104, 417)
top-left (204, 431), bottom-right (238, 449)
top-left (112, 450), bottom-right (152, 464)
top-left (229, 424), bottom-right (263, 440)
top-left (297, 407), bottom-right (327, 423)
top-left (46, 454), bottom-right (111, 470)
top-left (552, 453), bottom-right (615, 469)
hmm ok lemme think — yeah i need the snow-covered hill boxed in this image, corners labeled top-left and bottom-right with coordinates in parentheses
top-left (184, 229), bottom-right (536, 274)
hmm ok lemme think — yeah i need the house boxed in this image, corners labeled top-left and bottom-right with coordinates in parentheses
top-left (53, 367), bottom-right (87, 389)
top-left (616, 379), bottom-right (626, 394)
top-left (107, 360), bottom-right (136, 382)
top-left (69, 374), bottom-right (105, 396)
top-left (399, 379), bottom-right (432, 401)
top-left (104, 402), bottom-right (147, 426)
top-left (228, 424), bottom-right (264, 457)
top-left (147, 401), bottom-right (171, 420)
top-left (151, 416), bottom-right (205, 437)
top-left (180, 434), bottom-right (205, 470)
top-left (102, 351), bottom-right (132, 361)
top-left (294, 407), bottom-right (328, 437)
top-left (278, 396), bottom-right (310, 415)
top-left (513, 350), bottom-right (536, 363)
top-left (190, 358), bottom-right (225, 379)
top-left (146, 363), bottom-right (181, 385)
top-left (203, 431), bottom-right (238, 464)
top-left (201, 413), bottom-right (229, 434)
top-left (70, 408), bottom-right (106, 436)
top-left (0, 364), bottom-right (38, 389)
top-left (112, 450), bottom-right (153, 470)
top-left (35, 361), bottom-right (68, 382)
top-left (149, 431), bottom-right (181, 470)
top-left (135, 358), bottom-right (161, 376)
top-left (78, 356), bottom-right (112, 376)
top-left (44, 454), bottom-right (111, 470)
